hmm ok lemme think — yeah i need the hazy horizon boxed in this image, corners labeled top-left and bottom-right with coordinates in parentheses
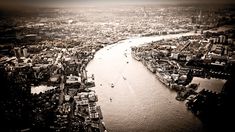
top-left (1, 0), bottom-right (235, 8)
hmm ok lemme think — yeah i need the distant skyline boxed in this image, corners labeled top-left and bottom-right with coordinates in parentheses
top-left (24, 0), bottom-right (235, 4)
top-left (25, 0), bottom-right (235, 3)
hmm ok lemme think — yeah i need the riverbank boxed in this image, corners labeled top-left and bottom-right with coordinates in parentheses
top-left (129, 27), bottom-right (235, 131)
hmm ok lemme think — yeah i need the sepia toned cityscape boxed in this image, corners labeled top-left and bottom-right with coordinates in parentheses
top-left (0, 0), bottom-right (235, 131)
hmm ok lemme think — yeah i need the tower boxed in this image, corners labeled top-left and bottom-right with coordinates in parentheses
top-left (14, 47), bottom-right (22, 59)
top-left (23, 48), bottom-right (28, 57)
top-left (198, 10), bottom-right (202, 24)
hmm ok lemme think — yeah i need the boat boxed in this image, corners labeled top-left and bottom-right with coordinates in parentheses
top-left (111, 83), bottom-right (114, 88)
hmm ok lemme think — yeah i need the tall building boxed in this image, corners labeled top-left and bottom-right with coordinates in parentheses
top-left (191, 16), bottom-right (197, 24)
top-left (23, 48), bottom-right (28, 57)
top-left (14, 47), bottom-right (22, 59)
top-left (219, 35), bottom-right (226, 44)
top-left (197, 10), bottom-right (202, 24)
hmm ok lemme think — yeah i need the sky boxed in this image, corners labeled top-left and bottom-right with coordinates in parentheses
top-left (1, 0), bottom-right (235, 8)
top-left (24, 0), bottom-right (235, 4)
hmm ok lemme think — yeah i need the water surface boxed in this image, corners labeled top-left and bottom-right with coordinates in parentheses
top-left (87, 33), bottom-right (207, 132)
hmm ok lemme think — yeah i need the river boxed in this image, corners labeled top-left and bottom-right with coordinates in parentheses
top-left (86, 33), bottom-right (224, 132)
